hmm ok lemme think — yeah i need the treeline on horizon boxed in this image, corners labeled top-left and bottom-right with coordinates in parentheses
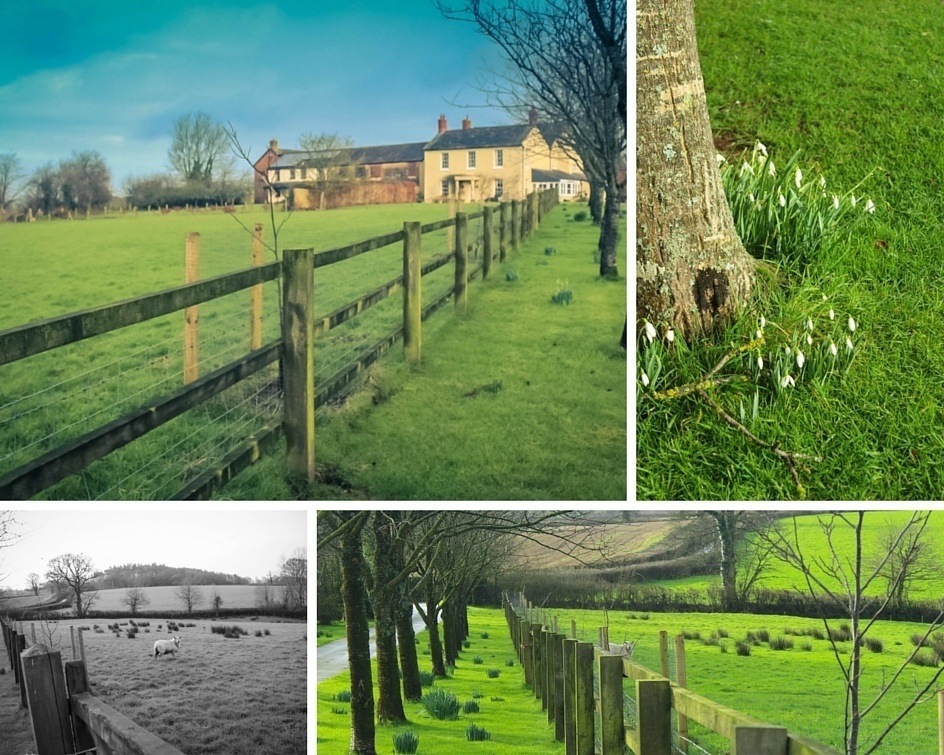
top-left (96, 562), bottom-right (257, 590)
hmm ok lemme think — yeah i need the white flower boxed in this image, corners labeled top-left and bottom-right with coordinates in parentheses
top-left (644, 321), bottom-right (657, 343)
top-left (845, 336), bottom-right (854, 351)
top-left (757, 356), bottom-right (764, 370)
top-left (848, 316), bottom-right (856, 333)
top-left (806, 318), bottom-right (814, 331)
top-left (740, 161), bottom-right (755, 176)
top-left (796, 351), bottom-right (805, 369)
top-left (784, 345), bottom-right (792, 355)
top-left (806, 334), bottom-right (814, 346)
top-left (833, 195), bottom-right (840, 210)
top-left (829, 308), bottom-right (835, 320)
top-left (749, 192), bottom-right (756, 203)
top-left (778, 193), bottom-right (786, 207)
top-left (865, 198), bottom-right (875, 214)
top-left (795, 167), bottom-right (803, 188)
top-left (780, 374), bottom-right (796, 388)
top-left (829, 341), bottom-right (838, 357)
top-left (756, 329), bottom-right (764, 340)
top-left (759, 315), bottom-right (767, 329)
top-left (768, 160), bottom-right (777, 177)
top-left (754, 141), bottom-right (768, 157)
top-left (819, 175), bottom-right (827, 189)
top-left (641, 371), bottom-right (650, 387)
top-left (666, 328), bottom-right (675, 343)
top-left (850, 194), bottom-right (857, 207)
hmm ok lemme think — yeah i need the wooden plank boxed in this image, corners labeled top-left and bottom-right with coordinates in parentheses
top-left (282, 249), bottom-right (316, 482)
top-left (0, 342), bottom-right (281, 500)
top-left (675, 634), bottom-right (689, 753)
top-left (173, 421), bottom-right (283, 500)
top-left (403, 221), bottom-right (422, 364)
top-left (553, 633), bottom-right (565, 740)
top-left (71, 691), bottom-right (185, 755)
top-left (788, 735), bottom-right (843, 755)
top-left (499, 202), bottom-right (508, 261)
top-left (574, 642), bottom-right (594, 755)
top-left (637, 679), bottom-right (672, 755)
top-left (454, 212), bottom-right (468, 311)
top-left (563, 638), bottom-right (577, 754)
top-left (419, 217), bottom-right (455, 234)
top-left (735, 725), bottom-right (789, 755)
top-left (21, 645), bottom-right (74, 755)
top-left (65, 660), bottom-right (97, 753)
top-left (482, 206), bottom-right (493, 280)
top-left (0, 262), bottom-right (281, 368)
top-left (511, 200), bottom-right (520, 249)
top-left (532, 624), bottom-right (544, 702)
top-left (306, 229), bottom-right (406, 269)
top-left (313, 276), bottom-right (404, 337)
top-left (597, 653), bottom-right (623, 755)
top-left (672, 686), bottom-right (761, 740)
top-left (315, 326), bottom-right (403, 409)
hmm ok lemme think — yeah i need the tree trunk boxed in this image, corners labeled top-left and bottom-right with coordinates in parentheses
top-left (588, 181), bottom-right (603, 224)
top-left (372, 515), bottom-right (407, 724)
top-left (598, 176), bottom-right (621, 278)
top-left (710, 513), bottom-right (739, 612)
top-left (341, 519), bottom-right (376, 755)
top-left (396, 600), bottom-right (422, 701)
top-left (443, 597), bottom-right (459, 667)
top-left (636, 0), bottom-right (754, 339)
top-left (425, 585), bottom-right (447, 677)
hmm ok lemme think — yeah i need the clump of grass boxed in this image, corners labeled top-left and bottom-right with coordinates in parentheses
top-left (466, 724), bottom-right (492, 742)
top-left (335, 691), bottom-right (352, 703)
top-left (572, 210), bottom-right (588, 222)
top-left (472, 655), bottom-right (484, 664)
top-left (486, 668), bottom-right (501, 679)
top-left (471, 691), bottom-right (483, 699)
top-left (640, 613), bottom-right (650, 621)
top-left (331, 706), bottom-right (346, 715)
top-left (701, 635), bottom-right (720, 647)
top-left (719, 643), bottom-right (728, 654)
top-left (735, 641), bottom-right (752, 657)
top-left (544, 246), bottom-right (557, 255)
top-left (551, 280), bottom-right (573, 305)
top-left (463, 640), bottom-right (472, 649)
top-left (505, 659), bottom-right (515, 667)
top-left (864, 637), bottom-right (884, 653)
top-left (480, 632), bottom-right (489, 640)
top-left (490, 697), bottom-right (505, 702)
top-left (682, 630), bottom-right (701, 641)
top-left (393, 731), bottom-right (420, 754)
top-left (421, 689), bottom-right (460, 720)
top-left (462, 699), bottom-right (480, 714)
top-left (756, 629), bottom-right (771, 643)
top-left (800, 641), bottom-right (813, 652)
top-left (418, 671), bottom-right (435, 687)
top-left (911, 650), bottom-right (939, 668)
top-left (911, 633), bottom-right (931, 648)
top-left (801, 627), bottom-right (827, 641)
top-left (770, 636), bottom-right (794, 651)
top-left (505, 270), bottom-right (519, 282)
top-left (717, 628), bottom-right (729, 638)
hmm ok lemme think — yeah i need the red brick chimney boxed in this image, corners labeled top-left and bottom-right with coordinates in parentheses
top-left (269, 139), bottom-right (279, 153)
top-left (438, 115), bottom-right (448, 134)
top-left (528, 107), bottom-right (538, 127)
top-left (462, 115), bottom-right (472, 130)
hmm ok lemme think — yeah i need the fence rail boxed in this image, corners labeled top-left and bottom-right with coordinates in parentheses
top-left (2, 616), bottom-right (185, 755)
top-left (0, 190), bottom-right (557, 499)
top-left (503, 594), bottom-right (840, 755)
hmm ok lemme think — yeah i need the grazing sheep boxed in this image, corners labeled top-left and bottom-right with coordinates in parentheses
top-left (153, 636), bottom-right (181, 658)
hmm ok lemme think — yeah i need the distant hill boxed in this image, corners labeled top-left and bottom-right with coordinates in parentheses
top-left (96, 562), bottom-right (253, 589)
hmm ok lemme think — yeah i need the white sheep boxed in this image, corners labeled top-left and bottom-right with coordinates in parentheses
top-left (153, 636), bottom-right (180, 658)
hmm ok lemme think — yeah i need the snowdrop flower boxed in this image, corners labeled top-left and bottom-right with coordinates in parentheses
top-left (845, 336), bottom-right (854, 351)
top-left (757, 356), bottom-right (764, 370)
top-left (666, 328), bottom-right (675, 343)
top-left (795, 167), bottom-right (803, 188)
top-left (641, 371), bottom-right (650, 387)
top-left (819, 175), bottom-right (827, 189)
top-left (850, 195), bottom-right (857, 207)
top-left (778, 193), bottom-right (786, 207)
top-left (806, 334), bottom-right (814, 347)
top-left (716, 153), bottom-right (726, 165)
top-left (784, 345), bottom-right (792, 356)
top-left (749, 192), bottom-right (756, 202)
top-left (829, 341), bottom-right (838, 357)
top-left (740, 161), bottom-right (755, 176)
top-left (806, 318), bottom-right (814, 331)
top-left (754, 141), bottom-right (768, 157)
top-left (755, 329), bottom-right (764, 340)
top-left (768, 160), bottom-right (777, 177)
top-left (865, 198), bottom-right (875, 214)
top-left (644, 321), bottom-right (657, 343)
top-left (780, 374), bottom-right (796, 388)
top-left (796, 350), bottom-right (805, 369)
top-left (832, 195), bottom-right (840, 210)
top-left (759, 315), bottom-right (767, 329)
top-left (829, 308), bottom-right (835, 320)
top-left (848, 316), bottom-right (856, 333)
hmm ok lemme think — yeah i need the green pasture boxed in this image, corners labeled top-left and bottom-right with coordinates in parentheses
top-left (533, 605), bottom-right (944, 754)
top-left (638, 0), bottom-right (944, 499)
top-left (225, 204), bottom-right (627, 500)
top-left (650, 511), bottom-right (944, 602)
top-left (317, 608), bottom-right (565, 755)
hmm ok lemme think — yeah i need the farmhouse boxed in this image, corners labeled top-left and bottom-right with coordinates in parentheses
top-left (254, 111), bottom-right (588, 209)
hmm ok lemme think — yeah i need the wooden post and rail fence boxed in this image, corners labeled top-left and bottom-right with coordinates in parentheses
top-left (0, 190), bottom-right (558, 500)
top-left (2, 616), bottom-right (185, 755)
top-left (503, 594), bottom-right (841, 755)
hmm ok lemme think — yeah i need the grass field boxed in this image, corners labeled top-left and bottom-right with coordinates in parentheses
top-left (317, 608), bottom-right (564, 755)
top-left (637, 0), bottom-right (944, 499)
top-left (10, 615), bottom-right (306, 754)
top-left (226, 203), bottom-right (627, 499)
top-left (510, 520), bottom-right (676, 569)
top-left (0, 202), bottom-right (457, 499)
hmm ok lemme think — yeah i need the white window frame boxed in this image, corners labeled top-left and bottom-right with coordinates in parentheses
top-left (495, 149), bottom-right (504, 168)
top-left (441, 153), bottom-right (449, 169)
top-left (467, 151), bottom-right (477, 169)
top-left (495, 179), bottom-right (504, 198)
top-left (441, 180), bottom-right (450, 196)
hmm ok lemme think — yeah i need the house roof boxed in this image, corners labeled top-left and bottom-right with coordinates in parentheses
top-left (532, 168), bottom-right (587, 183)
top-left (269, 142), bottom-right (426, 170)
top-left (425, 124), bottom-right (536, 151)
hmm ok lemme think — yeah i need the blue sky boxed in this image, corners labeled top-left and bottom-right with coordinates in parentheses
top-left (0, 1), bottom-right (509, 190)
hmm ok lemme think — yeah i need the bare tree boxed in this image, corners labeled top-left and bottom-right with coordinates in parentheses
top-left (122, 586), bottom-right (150, 617)
top-left (256, 572), bottom-right (277, 613)
top-left (58, 150), bottom-right (112, 214)
top-left (210, 589), bottom-right (223, 617)
top-left (279, 548), bottom-right (307, 612)
top-left (761, 512), bottom-right (944, 755)
top-left (297, 132), bottom-right (356, 208)
top-left (0, 152), bottom-right (24, 211)
top-left (46, 553), bottom-right (98, 618)
top-left (169, 112), bottom-right (231, 185)
top-left (701, 511), bottom-right (778, 611)
top-left (27, 572), bottom-right (41, 596)
top-left (871, 516), bottom-right (939, 611)
top-left (439, 0), bottom-right (625, 278)
top-left (174, 580), bottom-right (204, 616)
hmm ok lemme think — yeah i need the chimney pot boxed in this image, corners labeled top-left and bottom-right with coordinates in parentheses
top-left (528, 107), bottom-right (538, 127)
top-left (462, 116), bottom-right (472, 130)
top-left (438, 115), bottom-right (448, 134)
top-left (269, 139), bottom-right (279, 152)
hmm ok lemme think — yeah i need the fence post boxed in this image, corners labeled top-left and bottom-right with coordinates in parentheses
top-left (499, 202), bottom-right (508, 261)
top-left (575, 642), bottom-right (594, 755)
top-left (733, 725), bottom-right (788, 755)
top-left (183, 232), bottom-right (200, 384)
top-left (598, 653), bottom-right (623, 755)
top-left (659, 630), bottom-right (670, 678)
top-left (675, 634), bottom-right (689, 753)
top-left (77, 627), bottom-right (86, 668)
top-left (939, 689), bottom-right (944, 755)
top-left (65, 660), bottom-right (97, 753)
top-left (15, 632), bottom-right (27, 705)
top-left (250, 223), bottom-right (264, 350)
top-left (637, 678), bottom-right (672, 755)
top-left (454, 212), bottom-right (468, 311)
top-left (21, 644), bottom-right (76, 755)
top-left (520, 617), bottom-right (533, 686)
top-left (563, 638), bottom-right (578, 754)
top-left (70, 626), bottom-right (77, 659)
top-left (532, 625), bottom-right (545, 703)
top-left (553, 633), bottom-right (565, 740)
top-left (282, 248), bottom-right (316, 482)
top-left (403, 221), bottom-right (422, 364)
top-left (511, 200), bottom-right (520, 250)
top-left (482, 206), bottom-right (493, 280)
